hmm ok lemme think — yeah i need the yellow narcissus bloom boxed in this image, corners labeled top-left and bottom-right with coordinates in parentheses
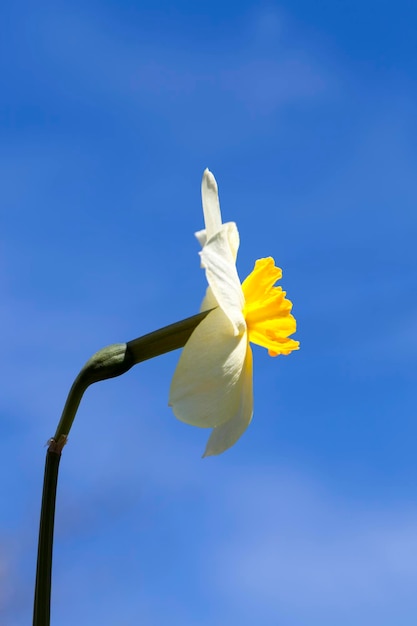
top-left (169, 169), bottom-right (299, 456)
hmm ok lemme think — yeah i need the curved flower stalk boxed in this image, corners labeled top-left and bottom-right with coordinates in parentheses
top-left (169, 169), bottom-right (299, 456)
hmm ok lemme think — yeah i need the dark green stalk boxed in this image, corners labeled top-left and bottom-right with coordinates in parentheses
top-left (33, 310), bottom-right (210, 626)
top-left (33, 444), bottom-right (62, 626)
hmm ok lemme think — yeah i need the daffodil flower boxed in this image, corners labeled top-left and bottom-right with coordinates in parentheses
top-left (169, 169), bottom-right (299, 456)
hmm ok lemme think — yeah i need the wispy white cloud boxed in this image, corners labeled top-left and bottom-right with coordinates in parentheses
top-left (24, 3), bottom-right (330, 121)
top-left (8, 459), bottom-right (417, 625)
top-left (207, 468), bottom-right (417, 625)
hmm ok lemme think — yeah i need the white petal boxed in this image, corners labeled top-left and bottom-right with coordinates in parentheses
top-left (201, 169), bottom-right (222, 239)
top-left (195, 221), bottom-right (240, 262)
top-left (200, 286), bottom-right (218, 312)
top-left (169, 308), bottom-right (248, 428)
top-left (195, 227), bottom-right (208, 249)
top-left (224, 221), bottom-right (240, 262)
top-left (203, 345), bottom-right (253, 457)
top-left (200, 225), bottom-right (245, 335)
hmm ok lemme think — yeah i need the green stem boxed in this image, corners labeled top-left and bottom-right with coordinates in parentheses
top-left (33, 445), bottom-right (62, 626)
top-left (33, 310), bottom-right (210, 626)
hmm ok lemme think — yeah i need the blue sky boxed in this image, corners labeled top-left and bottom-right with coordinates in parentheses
top-left (1, 0), bottom-right (417, 624)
